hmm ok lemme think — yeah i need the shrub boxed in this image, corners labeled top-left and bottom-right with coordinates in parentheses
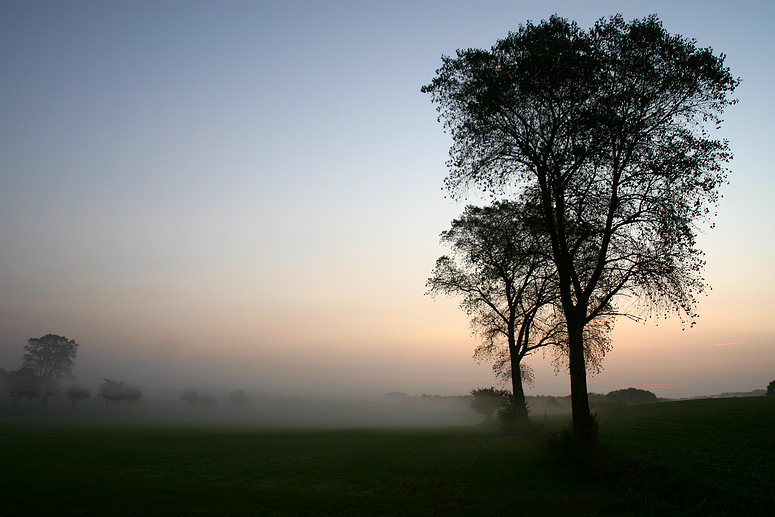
top-left (606, 388), bottom-right (658, 405)
top-left (469, 387), bottom-right (509, 419)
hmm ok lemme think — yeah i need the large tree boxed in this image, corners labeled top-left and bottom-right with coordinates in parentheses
top-left (22, 334), bottom-right (79, 405)
top-left (423, 14), bottom-right (738, 437)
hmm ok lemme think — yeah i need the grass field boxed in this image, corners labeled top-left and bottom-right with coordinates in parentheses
top-left (1, 396), bottom-right (773, 516)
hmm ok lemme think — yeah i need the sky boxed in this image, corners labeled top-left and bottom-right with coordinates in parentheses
top-left (1, 0), bottom-right (773, 400)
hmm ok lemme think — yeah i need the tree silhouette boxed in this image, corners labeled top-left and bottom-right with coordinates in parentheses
top-left (22, 334), bottom-right (79, 405)
top-left (63, 384), bottom-right (91, 408)
top-left (97, 379), bottom-right (141, 408)
top-left (469, 387), bottom-right (509, 420)
top-left (606, 387), bottom-right (658, 405)
top-left (4, 367), bottom-right (41, 405)
top-left (423, 14), bottom-right (738, 438)
top-left (428, 199), bottom-right (570, 419)
top-left (125, 384), bottom-right (142, 407)
top-left (97, 379), bottom-right (126, 407)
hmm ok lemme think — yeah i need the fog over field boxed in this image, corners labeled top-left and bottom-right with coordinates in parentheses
top-left (1, 1), bottom-right (774, 402)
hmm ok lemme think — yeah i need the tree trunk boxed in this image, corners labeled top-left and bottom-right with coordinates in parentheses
top-left (510, 354), bottom-right (529, 420)
top-left (567, 321), bottom-right (594, 439)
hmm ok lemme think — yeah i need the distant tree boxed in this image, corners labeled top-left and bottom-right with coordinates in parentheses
top-left (63, 385), bottom-right (91, 408)
top-left (228, 389), bottom-right (250, 407)
top-left (606, 388), bottom-right (658, 405)
top-left (97, 379), bottom-right (128, 408)
top-left (180, 389), bottom-right (200, 407)
top-left (5, 367), bottom-right (42, 405)
top-left (22, 334), bottom-right (79, 405)
top-left (96, 379), bottom-right (142, 408)
top-left (470, 387), bottom-right (509, 419)
top-left (199, 393), bottom-right (218, 408)
top-left (423, 15), bottom-right (738, 438)
top-left (767, 380), bottom-right (775, 396)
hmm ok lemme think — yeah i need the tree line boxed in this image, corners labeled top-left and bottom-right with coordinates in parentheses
top-left (0, 334), bottom-right (145, 408)
top-left (1, 334), bottom-right (256, 410)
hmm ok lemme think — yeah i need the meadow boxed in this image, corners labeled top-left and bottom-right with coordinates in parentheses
top-left (1, 396), bottom-right (773, 516)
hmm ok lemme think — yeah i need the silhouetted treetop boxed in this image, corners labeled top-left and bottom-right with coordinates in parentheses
top-left (22, 334), bottom-right (79, 404)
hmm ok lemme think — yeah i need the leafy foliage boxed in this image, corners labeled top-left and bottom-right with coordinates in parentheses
top-left (428, 199), bottom-right (587, 419)
top-left (606, 387), bottom-right (658, 405)
top-left (97, 379), bottom-right (142, 407)
top-left (22, 334), bottom-right (79, 404)
top-left (469, 387), bottom-right (509, 419)
top-left (4, 367), bottom-right (41, 405)
top-left (63, 384), bottom-right (91, 408)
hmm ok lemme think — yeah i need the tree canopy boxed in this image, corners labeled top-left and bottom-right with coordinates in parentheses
top-left (4, 367), bottom-right (42, 405)
top-left (469, 387), bottom-right (510, 420)
top-left (22, 334), bottom-right (79, 404)
top-left (423, 14), bottom-right (738, 437)
top-left (63, 384), bottom-right (91, 408)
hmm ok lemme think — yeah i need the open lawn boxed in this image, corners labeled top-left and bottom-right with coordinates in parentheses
top-left (1, 396), bottom-right (773, 516)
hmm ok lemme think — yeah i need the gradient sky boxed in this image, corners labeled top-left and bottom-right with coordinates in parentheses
top-left (2, 1), bottom-right (773, 399)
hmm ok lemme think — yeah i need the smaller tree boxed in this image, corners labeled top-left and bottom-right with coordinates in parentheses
top-left (63, 385), bottom-right (91, 408)
top-left (228, 389), bottom-right (250, 407)
top-left (470, 387), bottom-right (509, 420)
top-left (5, 367), bottom-right (41, 405)
top-left (97, 379), bottom-right (142, 407)
top-left (180, 389), bottom-right (200, 407)
top-left (427, 200), bottom-right (562, 421)
top-left (97, 379), bottom-right (128, 408)
top-left (767, 380), bottom-right (775, 396)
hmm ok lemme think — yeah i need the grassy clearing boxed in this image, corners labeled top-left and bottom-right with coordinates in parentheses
top-left (1, 397), bottom-right (773, 516)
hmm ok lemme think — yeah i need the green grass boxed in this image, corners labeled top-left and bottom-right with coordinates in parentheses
top-left (2, 397), bottom-right (773, 516)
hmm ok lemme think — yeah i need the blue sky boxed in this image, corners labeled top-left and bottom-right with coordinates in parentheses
top-left (1, 1), bottom-right (773, 398)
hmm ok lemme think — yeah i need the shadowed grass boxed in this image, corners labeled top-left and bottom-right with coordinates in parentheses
top-left (1, 396), bottom-right (773, 516)
top-left (0, 423), bottom-right (626, 516)
top-left (595, 396), bottom-right (775, 516)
